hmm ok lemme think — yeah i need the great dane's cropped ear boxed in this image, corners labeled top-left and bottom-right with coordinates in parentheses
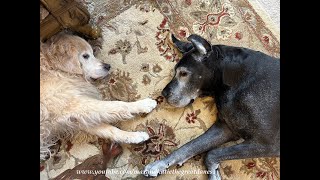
top-left (187, 34), bottom-right (212, 55)
top-left (171, 34), bottom-right (193, 53)
top-left (222, 62), bottom-right (245, 87)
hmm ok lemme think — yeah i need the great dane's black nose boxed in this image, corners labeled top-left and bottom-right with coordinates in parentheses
top-left (103, 63), bottom-right (111, 71)
top-left (162, 90), bottom-right (168, 98)
top-left (162, 87), bottom-right (171, 98)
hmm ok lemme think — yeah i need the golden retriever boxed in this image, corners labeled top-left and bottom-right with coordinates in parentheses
top-left (40, 32), bottom-right (157, 161)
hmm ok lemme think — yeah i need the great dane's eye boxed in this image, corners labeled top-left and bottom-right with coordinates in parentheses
top-left (179, 71), bottom-right (188, 77)
top-left (82, 53), bottom-right (90, 59)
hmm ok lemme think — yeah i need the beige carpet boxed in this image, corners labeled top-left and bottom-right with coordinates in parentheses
top-left (40, 0), bottom-right (280, 179)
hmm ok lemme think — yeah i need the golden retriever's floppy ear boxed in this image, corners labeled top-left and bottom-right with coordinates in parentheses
top-left (43, 33), bottom-right (83, 74)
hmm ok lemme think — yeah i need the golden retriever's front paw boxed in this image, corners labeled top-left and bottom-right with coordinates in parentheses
top-left (125, 132), bottom-right (150, 144)
top-left (135, 98), bottom-right (157, 114)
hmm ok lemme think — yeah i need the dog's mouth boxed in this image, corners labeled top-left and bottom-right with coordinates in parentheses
top-left (166, 97), bottom-right (195, 108)
top-left (90, 77), bottom-right (99, 82)
top-left (89, 75), bottom-right (107, 82)
top-left (88, 72), bottom-right (110, 82)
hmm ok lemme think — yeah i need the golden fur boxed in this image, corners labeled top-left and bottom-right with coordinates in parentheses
top-left (40, 33), bottom-right (157, 161)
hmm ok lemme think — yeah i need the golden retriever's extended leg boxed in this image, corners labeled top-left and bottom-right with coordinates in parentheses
top-left (69, 98), bottom-right (157, 125)
top-left (85, 123), bottom-right (150, 144)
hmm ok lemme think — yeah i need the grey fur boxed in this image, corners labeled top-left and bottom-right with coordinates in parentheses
top-left (143, 34), bottom-right (279, 179)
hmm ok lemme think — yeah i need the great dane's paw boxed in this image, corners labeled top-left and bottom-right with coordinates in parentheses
top-left (208, 163), bottom-right (221, 180)
top-left (125, 132), bottom-right (150, 144)
top-left (143, 160), bottom-right (168, 177)
top-left (135, 98), bottom-right (157, 113)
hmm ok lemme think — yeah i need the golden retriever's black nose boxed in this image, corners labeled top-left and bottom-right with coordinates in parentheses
top-left (103, 63), bottom-right (111, 71)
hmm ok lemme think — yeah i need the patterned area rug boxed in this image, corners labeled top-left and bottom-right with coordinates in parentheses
top-left (40, 0), bottom-right (280, 179)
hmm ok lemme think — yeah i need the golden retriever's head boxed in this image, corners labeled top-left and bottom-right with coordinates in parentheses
top-left (41, 33), bottom-right (110, 81)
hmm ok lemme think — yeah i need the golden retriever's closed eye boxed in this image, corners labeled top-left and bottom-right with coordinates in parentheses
top-left (40, 32), bottom-right (157, 161)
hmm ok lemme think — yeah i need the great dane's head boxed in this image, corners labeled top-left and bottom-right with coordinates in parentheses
top-left (162, 34), bottom-right (217, 107)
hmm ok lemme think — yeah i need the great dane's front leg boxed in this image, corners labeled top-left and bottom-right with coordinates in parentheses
top-left (205, 141), bottom-right (280, 180)
top-left (143, 121), bottom-right (235, 177)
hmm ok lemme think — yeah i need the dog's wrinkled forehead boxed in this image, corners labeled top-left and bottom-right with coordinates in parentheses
top-left (187, 49), bottom-right (208, 62)
top-left (70, 36), bottom-right (93, 53)
top-left (52, 33), bottom-right (93, 53)
top-left (175, 49), bottom-right (202, 69)
top-left (174, 66), bottom-right (191, 74)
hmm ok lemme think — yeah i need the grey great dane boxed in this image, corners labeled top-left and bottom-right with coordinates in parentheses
top-left (143, 34), bottom-right (280, 179)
